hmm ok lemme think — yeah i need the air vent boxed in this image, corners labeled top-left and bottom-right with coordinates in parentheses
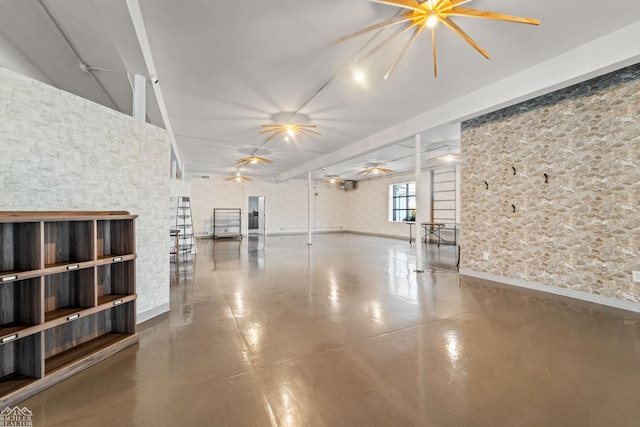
top-left (340, 180), bottom-right (357, 191)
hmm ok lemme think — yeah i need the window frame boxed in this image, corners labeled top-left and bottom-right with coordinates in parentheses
top-left (389, 182), bottom-right (416, 222)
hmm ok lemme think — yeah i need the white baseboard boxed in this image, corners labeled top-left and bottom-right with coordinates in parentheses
top-left (460, 268), bottom-right (640, 314)
top-left (137, 303), bottom-right (170, 324)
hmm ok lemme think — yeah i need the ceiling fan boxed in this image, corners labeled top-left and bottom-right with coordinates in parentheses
top-left (259, 123), bottom-right (321, 142)
top-left (235, 156), bottom-right (274, 166)
top-left (425, 153), bottom-right (460, 164)
top-left (357, 165), bottom-right (395, 176)
top-left (321, 175), bottom-right (346, 184)
top-left (337, 0), bottom-right (540, 78)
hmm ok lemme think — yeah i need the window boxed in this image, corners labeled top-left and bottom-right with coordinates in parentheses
top-left (389, 182), bottom-right (415, 222)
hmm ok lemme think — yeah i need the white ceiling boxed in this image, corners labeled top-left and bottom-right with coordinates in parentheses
top-left (1, 0), bottom-right (640, 182)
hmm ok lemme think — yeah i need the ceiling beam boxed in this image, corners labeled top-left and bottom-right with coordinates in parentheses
top-left (125, 0), bottom-right (184, 173)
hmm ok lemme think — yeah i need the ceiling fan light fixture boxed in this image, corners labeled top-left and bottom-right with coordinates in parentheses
top-left (223, 173), bottom-right (253, 182)
top-left (337, 0), bottom-right (540, 78)
top-left (235, 156), bottom-right (274, 166)
top-left (357, 165), bottom-right (395, 176)
top-left (260, 122), bottom-right (321, 142)
top-left (426, 11), bottom-right (438, 28)
top-left (321, 175), bottom-right (345, 184)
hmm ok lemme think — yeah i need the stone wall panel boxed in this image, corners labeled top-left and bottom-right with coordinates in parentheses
top-left (461, 63), bottom-right (640, 302)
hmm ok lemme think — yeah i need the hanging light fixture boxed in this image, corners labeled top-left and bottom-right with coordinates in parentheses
top-left (259, 123), bottom-right (321, 142)
top-left (235, 156), bottom-right (274, 166)
top-left (321, 175), bottom-right (345, 184)
top-left (223, 173), bottom-right (253, 182)
top-left (357, 165), bottom-right (395, 176)
top-left (425, 153), bottom-right (461, 164)
top-left (337, 0), bottom-right (540, 78)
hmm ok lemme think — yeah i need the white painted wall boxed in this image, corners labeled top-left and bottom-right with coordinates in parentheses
top-left (189, 174), bottom-right (350, 237)
top-left (189, 170), bottom-right (437, 241)
top-left (0, 66), bottom-right (171, 322)
top-left (344, 171), bottom-right (432, 240)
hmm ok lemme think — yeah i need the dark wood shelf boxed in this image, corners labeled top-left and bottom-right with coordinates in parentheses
top-left (0, 323), bottom-right (33, 338)
top-left (44, 260), bottom-right (93, 270)
top-left (97, 294), bottom-right (131, 307)
top-left (0, 373), bottom-right (38, 398)
top-left (1, 212), bottom-right (138, 407)
top-left (45, 333), bottom-right (135, 375)
top-left (97, 254), bottom-right (135, 262)
top-left (44, 307), bottom-right (84, 323)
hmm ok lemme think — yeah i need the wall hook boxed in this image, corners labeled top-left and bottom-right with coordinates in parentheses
top-left (484, 181), bottom-right (489, 190)
top-left (511, 204), bottom-right (516, 213)
top-left (544, 173), bottom-right (549, 183)
top-left (512, 166), bottom-right (517, 175)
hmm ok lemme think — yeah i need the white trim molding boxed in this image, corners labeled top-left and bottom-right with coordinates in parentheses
top-left (460, 269), bottom-right (640, 314)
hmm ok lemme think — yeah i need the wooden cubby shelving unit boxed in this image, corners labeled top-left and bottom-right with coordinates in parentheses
top-left (0, 211), bottom-right (138, 407)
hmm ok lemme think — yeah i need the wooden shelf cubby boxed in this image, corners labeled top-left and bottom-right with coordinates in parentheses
top-left (0, 277), bottom-right (42, 337)
top-left (97, 260), bottom-right (135, 306)
top-left (44, 269), bottom-right (95, 322)
top-left (44, 220), bottom-right (94, 268)
top-left (0, 334), bottom-right (43, 397)
top-left (97, 218), bottom-right (135, 259)
top-left (0, 221), bottom-right (41, 280)
top-left (0, 211), bottom-right (138, 408)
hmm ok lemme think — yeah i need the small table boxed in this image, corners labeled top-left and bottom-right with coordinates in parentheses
top-left (406, 221), bottom-right (416, 243)
top-left (421, 222), bottom-right (445, 246)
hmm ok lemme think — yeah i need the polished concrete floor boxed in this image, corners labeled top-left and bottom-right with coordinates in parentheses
top-left (22, 234), bottom-right (640, 426)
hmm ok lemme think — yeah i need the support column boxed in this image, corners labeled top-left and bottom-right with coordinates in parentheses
top-left (307, 172), bottom-right (312, 245)
top-left (414, 134), bottom-right (424, 273)
top-left (133, 74), bottom-right (146, 122)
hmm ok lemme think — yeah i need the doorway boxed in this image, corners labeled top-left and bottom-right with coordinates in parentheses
top-left (248, 196), bottom-right (266, 235)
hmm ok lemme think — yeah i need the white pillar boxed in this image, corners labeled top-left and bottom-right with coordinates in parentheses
top-left (133, 74), bottom-right (146, 122)
top-left (414, 134), bottom-right (424, 273)
top-left (307, 172), bottom-right (313, 245)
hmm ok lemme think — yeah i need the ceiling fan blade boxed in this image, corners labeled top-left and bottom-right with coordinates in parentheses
top-left (431, 26), bottom-right (437, 77)
top-left (369, 0), bottom-right (424, 12)
top-left (297, 130), bottom-right (318, 140)
top-left (264, 130), bottom-right (284, 141)
top-left (438, 0), bottom-right (474, 12)
top-left (357, 22), bottom-right (415, 64)
top-left (258, 128), bottom-right (279, 135)
top-left (384, 23), bottom-right (425, 79)
top-left (446, 7), bottom-right (540, 25)
top-left (299, 128), bottom-right (321, 136)
top-left (336, 11), bottom-right (414, 44)
top-left (441, 16), bottom-right (490, 59)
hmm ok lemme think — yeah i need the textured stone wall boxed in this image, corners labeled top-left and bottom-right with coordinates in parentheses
top-left (461, 63), bottom-right (640, 302)
top-left (0, 66), bottom-right (171, 320)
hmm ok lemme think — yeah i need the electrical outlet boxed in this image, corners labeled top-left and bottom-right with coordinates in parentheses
top-left (633, 271), bottom-right (640, 283)
top-left (482, 251), bottom-right (491, 261)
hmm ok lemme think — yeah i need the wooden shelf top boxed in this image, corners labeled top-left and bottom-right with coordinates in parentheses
top-left (0, 211), bottom-right (137, 222)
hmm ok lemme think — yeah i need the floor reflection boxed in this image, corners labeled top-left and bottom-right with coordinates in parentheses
top-left (21, 233), bottom-right (640, 427)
